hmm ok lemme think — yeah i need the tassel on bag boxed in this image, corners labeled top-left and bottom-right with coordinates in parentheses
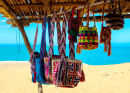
top-left (78, 64), bottom-right (85, 82)
top-left (76, 43), bottom-right (81, 54)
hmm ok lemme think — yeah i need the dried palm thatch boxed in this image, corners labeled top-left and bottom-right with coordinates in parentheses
top-left (0, 0), bottom-right (129, 19)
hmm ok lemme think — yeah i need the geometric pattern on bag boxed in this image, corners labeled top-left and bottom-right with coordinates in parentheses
top-left (78, 5), bottom-right (99, 50)
top-left (52, 59), bottom-right (82, 88)
top-left (52, 11), bottom-right (82, 88)
top-left (78, 27), bottom-right (99, 50)
top-left (44, 57), bottom-right (53, 83)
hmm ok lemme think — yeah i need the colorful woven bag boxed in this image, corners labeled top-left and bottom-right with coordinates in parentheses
top-left (68, 7), bottom-right (81, 37)
top-left (105, 0), bottom-right (124, 30)
top-left (44, 14), bottom-right (56, 83)
top-left (52, 11), bottom-right (82, 88)
top-left (44, 14), bottom-right (65, 83)
top-left (78, 5), bottom-right (99, 50)
top-left (100, 0), bottom-right (112, 56)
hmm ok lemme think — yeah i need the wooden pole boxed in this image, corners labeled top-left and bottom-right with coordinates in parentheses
top-left (38, 83), bottom-right (43, 93)
top-left (7, 14), bottom-right (130, 27)
top-left (14, 19), bottom-right (32, 54)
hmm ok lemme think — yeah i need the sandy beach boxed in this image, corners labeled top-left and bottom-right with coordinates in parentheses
top-left (0, 61), bottom-right (130, 93)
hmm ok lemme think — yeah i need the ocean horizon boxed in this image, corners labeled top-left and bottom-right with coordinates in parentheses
top-left (0, 43), bottom-right (130, 65)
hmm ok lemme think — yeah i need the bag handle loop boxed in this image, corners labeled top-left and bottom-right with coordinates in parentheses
top-left (71, 7), bottom-right (76, 19)
top-left (102, 0), bottom-right (105, 28)
top-left (92, 9), bottom-right (96, 27)
top-left (87, 3), bottom-right (89, 27)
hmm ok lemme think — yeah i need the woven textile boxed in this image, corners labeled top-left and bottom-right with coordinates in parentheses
top-left (100, 27), bottom-right (111, 56)
top-left (53, 59), bottom-right (82, 88)
top-left (44, 57), bottom-right (53, 83)
top-left (53, 11), bottom-right (82, 88)
top-left (78, 5), bottom-right (99, 50)
top-left (100, 0), bottom-right (112, 56)
top-left (68, 7), bottom-right (81, 37)
top-left (56, 11), bottom-right (67, 84)
top-left (69, 40), bottom-right (75, 59)
top-left (48, 14), bottom-right (55, 57)
top-left (56, 15), bottom-right (62, 55)
top-left (78, 27), bottom-right (99, 50)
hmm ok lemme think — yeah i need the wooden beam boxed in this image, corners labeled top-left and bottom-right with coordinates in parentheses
top-left (88, 0), bottom-right (96, 4)
top-left (8, 2), bottom-right (88, 8)
top-left (6, 14), bottom-right (130, 26)
top-left (122, 1), bottom-right (130, 13)
top-left (94, 9), bottom-right (130, 14)
top-left (38, 83), bottom-right (43, 93)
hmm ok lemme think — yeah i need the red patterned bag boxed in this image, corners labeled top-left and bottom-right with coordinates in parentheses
top-left (52, 11), bottom-right (83, 88)
top-left (68, 7), bottom-right (81, 37)
top-left (100, 0), bottom-right (112, 56)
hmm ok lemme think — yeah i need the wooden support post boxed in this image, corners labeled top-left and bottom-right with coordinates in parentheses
top-left (38, 83), bottom-right (43, 93)
top-left (14, 19), bottom-right (32, 54)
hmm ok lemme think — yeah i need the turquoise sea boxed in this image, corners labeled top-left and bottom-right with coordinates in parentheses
top-left (0, 44), bottom-right (130, 65)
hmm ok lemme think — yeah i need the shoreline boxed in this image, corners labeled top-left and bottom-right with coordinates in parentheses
top-left (0, 61), bottom-right (130, 66)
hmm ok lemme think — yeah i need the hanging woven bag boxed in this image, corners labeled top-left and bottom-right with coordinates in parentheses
top-left (78, 4), bottom-right (99, 50)
top-left (68, 7), bottom-right (81, 37)
top-left (52, 11), bottom-right (82, 88)
top-left (100, 0), bottom-right (112, 56)
top-left (105, 0), bottom-right (124, 30)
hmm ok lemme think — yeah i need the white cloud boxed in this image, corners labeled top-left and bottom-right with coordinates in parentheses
top-left (0, 25), bottom-right (11, 27)
top-left (0, 20), bottom-right (6, 23)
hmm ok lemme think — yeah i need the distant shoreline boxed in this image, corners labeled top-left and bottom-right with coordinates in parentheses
top-left (0, 61), bottom-right (130, 66)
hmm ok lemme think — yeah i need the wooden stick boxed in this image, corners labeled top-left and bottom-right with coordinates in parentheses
top-left (6, 14), bottom-right (130, 27)
top-left (122, 1), bottom-right (130, 13)
top-left (38, 83), bottom-right (43, 93)
top-left (14, 19), bottom-right (32, 54)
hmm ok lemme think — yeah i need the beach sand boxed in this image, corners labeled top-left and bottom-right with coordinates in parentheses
top-left (0, 61), bottom-right (130, 93)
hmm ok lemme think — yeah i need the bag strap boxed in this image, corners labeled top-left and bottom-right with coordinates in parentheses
top-left (71, 7), bottom-right (76, 19)
top-left (102, 0), bottom-right (105, 28)
top-left (69, 40), bottom-right (75, 59)
top-left (81, 6), bottom-right (85, 27)
top-left (60, 11), bottom-right (67, 65)
top-left (56, 11), bottom-right (67, 85)
top-left (56, 15), bottom-right (62, 55)
top-left (77, 10), bottom-right (80, 20)
top-left (87, 4), bottom-right (89, 27)
top-left (48, 17), bottom-right (51, 43)
top-left (48, 14), bottom-right (55, 57)
top-left (40, 15), bottom-right (47, 62)
top-left (93, 10), bottom-right (96, 27)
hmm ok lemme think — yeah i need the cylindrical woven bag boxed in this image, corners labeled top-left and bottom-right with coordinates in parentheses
top-left (78, 5), bottom-right (99, 50)
top-left (105, 0), bottom-right (124, 30)
top-left (52, 11), bottom-right (82, 88)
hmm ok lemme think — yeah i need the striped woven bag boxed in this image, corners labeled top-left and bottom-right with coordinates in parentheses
top-left (78, 5), bottom-right (99, 50)
top-left (52, 11), bottom-right (82, 88)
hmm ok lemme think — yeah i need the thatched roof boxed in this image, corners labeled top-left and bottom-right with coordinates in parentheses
top-left (0, 0), bottom-right (130, 19)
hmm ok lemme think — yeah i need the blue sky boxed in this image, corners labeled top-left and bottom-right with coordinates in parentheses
top-left (0, 14), bottom-right (130, 46)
